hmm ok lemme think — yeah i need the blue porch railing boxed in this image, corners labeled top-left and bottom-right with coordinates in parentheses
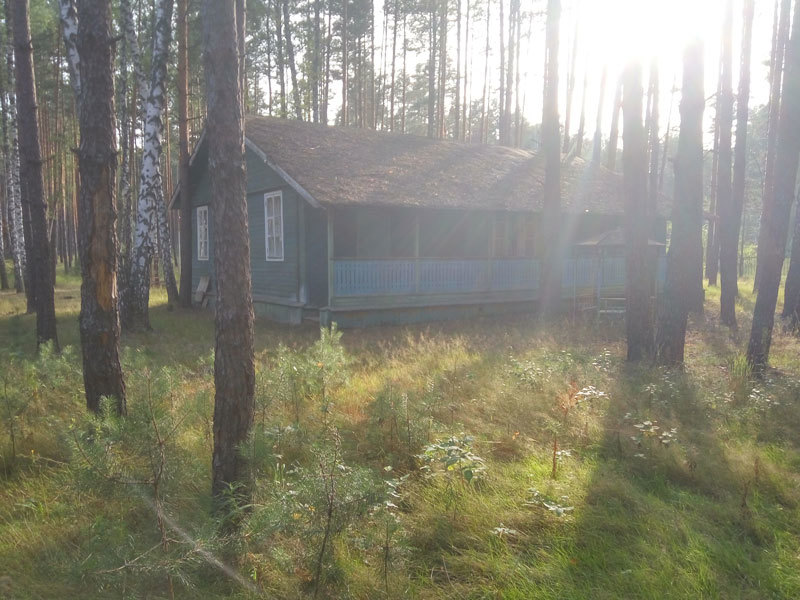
top-left (332, 257), bottom-right (665, 298)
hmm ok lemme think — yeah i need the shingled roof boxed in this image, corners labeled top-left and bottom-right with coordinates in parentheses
top-left (179, 116), bottom-right (641, 215)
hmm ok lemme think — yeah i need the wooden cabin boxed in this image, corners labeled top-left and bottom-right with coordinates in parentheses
top-left (171, 116), bottom-right (667, 327)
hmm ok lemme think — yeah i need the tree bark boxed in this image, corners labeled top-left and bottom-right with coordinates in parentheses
top-left (74, 0), bottom-right (126, 414)
top-left (340, 0), bottom-right (347, 125)
top-left (747, 0), bottom-right (800, 372)
top-left (656, 41), bottom-right (705, 365)
top-left (605, 78), bottom-right (622, 171)
top-left (716, 0), bottom-right (736, 327)
top-left (721, 0), bottom-right (754, 327)
top-left (178, 0), bottom-right (192, 308)
top-left (539, 0), bottom-right (562, 318)
top-left (4, 3), bottom-right (28, 303)
top-left (0, 15), bottom-right (24, 294)
top-left (122, 0), bottom-right (175, 330)
top-left (623, 62), bottom-right (653, 362)
top-left (203, 0), bottom-right (255, 507)
top-left (755, 0), bottom-right (791, 292)
top-left (592, 66), bottom-right (607, 163)
top-left (12, 0), bottom-right (59, 350)
top-left (562, 15), bottom-right (578, 154)
top-left (282, 0), bottom-right (303, 121)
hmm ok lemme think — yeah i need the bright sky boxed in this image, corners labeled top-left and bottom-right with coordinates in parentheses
top-left (366, 0), bottom-right (774, 145)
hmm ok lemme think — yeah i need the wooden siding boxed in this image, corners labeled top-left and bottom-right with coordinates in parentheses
top-left (189, 146), bottom-right (301, 304)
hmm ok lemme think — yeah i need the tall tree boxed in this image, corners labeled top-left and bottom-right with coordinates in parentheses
top-left (755, 0), bottom-right (791, 291)
top-left (646, 59), bottom-right (659, 211)
top-left (720, 0), bottom-right (754, 328)
top-left (747, 0), bottom-right (800, 372)
top-left (715, 0), bottom-right (735, 326)
top-left (5, 2), bottom-right (30, 308)
top-left (12, 0), bottom-right (59, 349)
top-left (178, 0), bottom-right (192, 307)
top-left (0, 12), bottom-right (24, 294)
top-left (122, 0), bottom-right (175, 330)
top-left (203, 0), bottom-right (255, 506)
top-left (605, 78), bottom-right (622, 171)
top-left (592, 65), bottom-right (607, 162)
top-left (539, 0), bottom-right (561, 317)
top-left (282, 0), bottom-right (303, 120)
top-left (622, 62), bottom-right (653, 361)
top-left (656, 41), bottom-right (705, 364)
top-left (72, 0), bottom-right (126, 414)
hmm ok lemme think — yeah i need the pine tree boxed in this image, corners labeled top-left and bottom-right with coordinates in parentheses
top-left (12, 0), bottom-right (59, 349)
top-left (656, 41), bottom-right (705, 364)
top-left (203, 0), bottom-right (255, 507)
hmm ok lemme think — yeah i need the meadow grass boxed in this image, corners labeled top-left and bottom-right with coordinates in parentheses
top-left (1, 272), bottom-right (799, 599)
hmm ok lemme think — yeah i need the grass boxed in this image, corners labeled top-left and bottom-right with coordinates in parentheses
top-left (1, 270), bottom-right (800, 599)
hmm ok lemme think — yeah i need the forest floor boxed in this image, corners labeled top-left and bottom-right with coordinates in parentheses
top-left (1, 270), bottom-right (800, 599)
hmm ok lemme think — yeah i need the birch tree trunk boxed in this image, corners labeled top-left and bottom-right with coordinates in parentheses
top-left (12, 0), bottom-right (59, 350)
top-left (202, 0), bottom-right (255, 509)
top-left (656, 41), bottom-right (705, 364)
top-left (73, 0), bottom-right (126, 414)
top-left (0, 18), bottom-right (24, 294)
top-left (3, 4), bottom-right (27, 300)
top-left (122, 0), bottom-right (176, 330)
top-left (747, 0), bottom-right (800, 372)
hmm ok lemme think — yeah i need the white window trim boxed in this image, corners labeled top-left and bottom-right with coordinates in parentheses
top-left (197, 205), bottom-right (209, 261)
top-left (264, 191), bottom-right (284, 261)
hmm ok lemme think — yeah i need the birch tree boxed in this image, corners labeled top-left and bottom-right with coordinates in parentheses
top-left (0, 14), bottom-right (24, 295)
top-left (122, 0), bottom-right (176, 330)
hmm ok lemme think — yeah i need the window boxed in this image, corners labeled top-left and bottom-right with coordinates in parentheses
top-left (197, 206), bottom-right (209, 261)
top-left (265, 191), bottom-right (284, 261)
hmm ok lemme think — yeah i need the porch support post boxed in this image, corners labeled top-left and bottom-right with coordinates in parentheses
top-left (327, 209), bottom-right (334, 307)
top-left (414, 210), bottom-right (420, 293)
top-left (488, 212), bottom-right (496, 291)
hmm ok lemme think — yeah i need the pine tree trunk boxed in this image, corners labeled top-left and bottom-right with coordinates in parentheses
top-left (592, 66), bottom-right (607, 163)
top-left (497, 0), bottom-right (506, 142)
top-left (178, 0), bottom-right (192, 308)
top-left (12, 0), bottom-right (59, 349)
top-left (312, 0), bottom-right (321, 123)
top-left (716, 0), bottom-right (736, 327)
top-left (72, 0), bottom-right (126, 414)
top-left (479, 0), bottom-right (490, 143)
top-left (747, 0), bottom-right (800, 372)
top-left (276, 0), bottom-right (287, 118)
top-left (340, 0), bottom-right (347, 125)
top-left (646, 60), bottom-right (659, 211)
top-left (562, 17), bottom-right (578, 153)
top-left (705, 84), bottom-right (721, 285)
top-left (454, 0), bottom-right (461, 140)
top-left (202, 0), bottom-right (255, 507)
top-left (656, 41), bottom-right (705, 364)
top-left (427, 1), bottom-right (437, 138)
top-left (540, 0), bottom-right (562, 317)
top-left (605, 79), bottom-right (622, 171)
top-left (720, 0), bottom-right (754, 328)
top-left (282, 0), bottom-right (303, 120)
top-left (623, 62), bottom-right (653, 362)
top-left (123, 0), bottom-right (175, 330)
top-left (755, 0), bottom-right (791, 292)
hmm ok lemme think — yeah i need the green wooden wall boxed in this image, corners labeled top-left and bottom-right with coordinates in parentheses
top-left (190, 145), bottom-right (302, 305)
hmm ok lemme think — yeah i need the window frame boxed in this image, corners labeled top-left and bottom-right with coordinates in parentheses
top-left (197, 205), bottom-right (209, 261)
top-left (264, 190), bottom-right (284, 262)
